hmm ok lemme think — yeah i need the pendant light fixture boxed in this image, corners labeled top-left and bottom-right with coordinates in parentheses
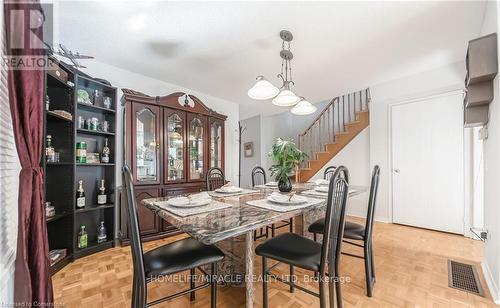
top-left (291, 97), bottom-right (317, 115)
top-left (247, 76), bottom-right (279, 100)
top-left (248, 30), bottom-right (315, 114)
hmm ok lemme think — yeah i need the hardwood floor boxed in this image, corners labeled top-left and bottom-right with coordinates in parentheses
top-left (52, 217), bottom-right (496, 307)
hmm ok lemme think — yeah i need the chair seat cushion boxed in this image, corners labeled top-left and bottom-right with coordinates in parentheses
top-left (309, 219), bottom-right (365, 240)
top-left (144, 237), bottom-right (224, 278)
top-left (308, 218), bottom-right (325, 234)
top-left (344, 221), bottom-right (365, 240)
top-left (255, 233), bottom-right (322, 272)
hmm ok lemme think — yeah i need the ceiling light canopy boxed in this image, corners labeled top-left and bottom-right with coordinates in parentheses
top-left (247, 76), bottom-right (280, 100)
top-left (248, 30), bottom-right (311, 115)
top-left (291, 98), bottom-right (317, 115)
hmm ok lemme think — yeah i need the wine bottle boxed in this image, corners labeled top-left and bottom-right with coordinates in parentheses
top-left (97, 221), bottom-right (107, 244)
top-left (46, 135), bottom-right (56, 163)
top-left (77, 226), bottom-right (88, 249)
top-left (97, 179), bottom-right (107, 205)
top-left (76, 180), bottom-right (86, 209)
top-left (101, 138), bottom-right (110, 163)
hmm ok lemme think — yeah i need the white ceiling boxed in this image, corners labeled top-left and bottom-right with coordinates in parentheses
top-left (56, 1), bottom-right (486, 118)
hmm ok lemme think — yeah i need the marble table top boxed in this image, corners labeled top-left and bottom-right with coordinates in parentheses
top-left (142, 184), bottom-right (367, 245)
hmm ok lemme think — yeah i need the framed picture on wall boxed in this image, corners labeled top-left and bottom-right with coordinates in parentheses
top-left (244, 142), bottom-right (254, 157)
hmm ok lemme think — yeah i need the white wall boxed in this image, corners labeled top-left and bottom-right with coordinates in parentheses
top-left (74, 60), bottom-right (240, 186)
top-left (240, 115), bottom-right (261, 188)
top-left (369, 61), bottom-right (465, 222)
top-left (480, 0), bottom-right (500, 303)
top-left (309, 128), bottom-right (372, 219)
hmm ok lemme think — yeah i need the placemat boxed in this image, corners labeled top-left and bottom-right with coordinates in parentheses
top-left (207, 188), bottom-right (259, 198)
top-left (154, 199), bottom-right (232, 217)
top-left (246, 197), bottom-right (324, 212)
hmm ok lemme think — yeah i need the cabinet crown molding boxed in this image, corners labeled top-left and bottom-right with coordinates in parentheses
top-left (122, 88), bottom-right (227, 120)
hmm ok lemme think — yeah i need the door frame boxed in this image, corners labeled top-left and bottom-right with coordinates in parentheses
top-left (387, 89), bottom-right (469, 235)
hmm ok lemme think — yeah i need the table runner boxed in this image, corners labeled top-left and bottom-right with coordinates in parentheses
top-left (245, 197), bottom-right (324, 212)
top-left (153, 199), bottom-right (232, 217)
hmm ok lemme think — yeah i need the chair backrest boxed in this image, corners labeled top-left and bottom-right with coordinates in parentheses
top-left (319, 166), bottom-right (350, 275)
top-left (323, 166), bottom-right (337, 180)
top-left (364, 165), bottom-right (380, 241)
top-left (122, 165), bottom-right (147, 304)
top-left (251, 166), bottom-right (266, 187)
top-left (206, 167), bottom-right (225, 191)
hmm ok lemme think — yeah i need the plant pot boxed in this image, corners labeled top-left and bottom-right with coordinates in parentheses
top-left (278, 177), bottom-right (292, 192)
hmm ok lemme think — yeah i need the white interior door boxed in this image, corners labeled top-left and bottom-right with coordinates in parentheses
top-left (391, 93), bottom-right (464, 234)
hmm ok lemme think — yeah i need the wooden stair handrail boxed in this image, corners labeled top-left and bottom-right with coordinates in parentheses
top-left (299, 97), bottom-right (339, 138)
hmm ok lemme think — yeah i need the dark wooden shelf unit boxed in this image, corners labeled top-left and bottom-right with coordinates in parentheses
top-left (43, 57), bottom-right (117, 275)
top-left (44, 58), bottom-right (75, 276)
top-left (73, 74), bottom-right (117, 261)
top-left (119, 90), bottom-right (227, 244)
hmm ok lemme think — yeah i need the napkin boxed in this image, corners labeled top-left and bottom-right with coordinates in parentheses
top-left (268, 192), bottom-right (308, 203)
top-left (189, 192), bottom-right (211, 201)
top-left (314, 179), bottom-right (329, 186)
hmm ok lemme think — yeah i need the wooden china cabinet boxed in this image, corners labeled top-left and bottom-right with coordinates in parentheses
top-left (119, 89), bottom-right (226, 244)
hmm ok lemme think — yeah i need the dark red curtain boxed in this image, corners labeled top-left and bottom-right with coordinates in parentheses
top-left (4, 1), bottom-right (53, 304)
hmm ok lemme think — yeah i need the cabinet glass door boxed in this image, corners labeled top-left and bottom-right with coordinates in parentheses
top-left (188, 115), bottom-right (206, 181)
top-left (165, 109), bottom-right (185, 182)
top-left (210, 120), bottom-right (223, 169)
top-left (134, 104), bottom-right (159, 184)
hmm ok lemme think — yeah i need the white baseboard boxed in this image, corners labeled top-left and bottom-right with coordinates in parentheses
top-left (481, 260), bottom-right (500, 304)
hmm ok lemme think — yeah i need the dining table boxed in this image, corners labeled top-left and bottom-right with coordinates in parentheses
top-left (142, 183), bottom-right (367, 308)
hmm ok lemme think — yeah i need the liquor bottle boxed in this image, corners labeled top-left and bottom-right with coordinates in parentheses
top-left (76, 141), bottom-right (87, 163)
top-left (46, 135), bottom-right (56, 163)
top-left (77, 226), bottom-right (88, 249)
top-left (97, 221), bottom-right (107, 244)
top-left (76, 180), bottom-right (86, 209)
top-left (97, 179), bottom-right (107, 205)
top-left (101, 138), bottom-right (110, 163)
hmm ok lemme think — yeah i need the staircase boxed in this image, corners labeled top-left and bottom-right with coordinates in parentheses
top-left (297, 88), bottom-right (370, 183)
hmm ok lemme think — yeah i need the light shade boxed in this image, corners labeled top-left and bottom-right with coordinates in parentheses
top-left (291, 98), bottom-right (317, 115)
top-left (247, 76), bottom-right (280, 100)
top-left (272, 88), bottom-right (300, 106)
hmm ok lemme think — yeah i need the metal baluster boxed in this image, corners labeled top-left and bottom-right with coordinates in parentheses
top-left (367, 88), bottom-right (370, 110)
top-left (332, 101), bottom-right (335, 143)
top-left (348, 94), bottom-right (351, 123)
top-left (319, 116), bottom-right (323, 150)
top-left (338, 96), bottom-right (342, 134)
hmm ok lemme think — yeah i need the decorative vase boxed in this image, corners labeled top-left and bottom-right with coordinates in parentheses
top-left (278, 177), bottom-right (292, 192)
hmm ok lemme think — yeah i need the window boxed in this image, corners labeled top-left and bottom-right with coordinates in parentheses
top-left (0, 15), bottom-right (20, 303)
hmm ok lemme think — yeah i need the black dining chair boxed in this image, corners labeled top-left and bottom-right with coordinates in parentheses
top-left (206, 167), bottom-right (225, 191)
top-left (324, 166), bottom-right (337, 180)
top-left (251, 166), bottom-right (269, 240)
top-left (251, 166), bottom-right (294, 238)
top-left (123, 165), bottom-right (225, 308)
top-left (308, 165), bottom-right (380, 297)
top-left (256, 166), bottom-right (350, 308)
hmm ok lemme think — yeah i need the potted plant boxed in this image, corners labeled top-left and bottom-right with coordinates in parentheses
top-left (269, 138), bottom-right (308, 192)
